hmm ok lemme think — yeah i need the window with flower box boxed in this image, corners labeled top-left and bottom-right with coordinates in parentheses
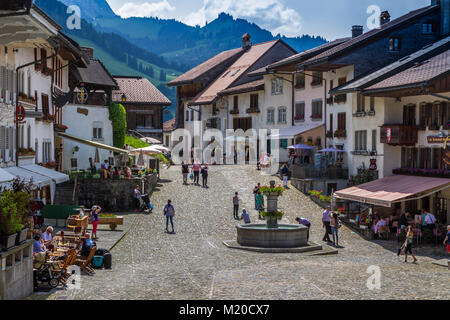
top-left (295, 102), bottom-right (305, 121)
top-left (311, 99), bottom-right (323, 120)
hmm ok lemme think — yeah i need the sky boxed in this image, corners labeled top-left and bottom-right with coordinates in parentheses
top-left (105, 0), bottom-right (431, 40)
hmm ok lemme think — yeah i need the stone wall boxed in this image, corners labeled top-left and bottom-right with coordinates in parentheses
top-left (76, 174), bottom-right (158, 212)
top-left (0, 241), bottom-right (33, 300)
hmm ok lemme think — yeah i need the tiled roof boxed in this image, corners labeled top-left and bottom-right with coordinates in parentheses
top-left (113, 76), bottom-right (171, 105)
top-left (163, 118), bottom-right (176, 132)
top-left (218, 79), bottom-right (264, 96)
top-left (364, 48), bottom-right (450, 92)
top-left (74, 59), bottom-right (118, 88)
top-left (303, 5), bottom-right (437, 67)
top-left (189, 40), bottom-right (279, 105)
top-left (167, 48), bottom-right (243, 86)
top-left (268, 37), bottom-right (351, 69)
top-left (333, 36), bottom-right (450, 94)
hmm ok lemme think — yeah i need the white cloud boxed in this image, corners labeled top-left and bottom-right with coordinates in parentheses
top-left (116, 0), bottom-right (176, 18)
top-left (182, 0), bottom-right (303, 37)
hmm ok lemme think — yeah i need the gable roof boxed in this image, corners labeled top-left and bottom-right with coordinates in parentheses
top-left (188, 40), bottom-right (279, 106)
top-left (332, 36), bottom-right (450, 94)
top-left (302, 5), bottom-right (438, 68)
top-left (167, 47), bottom-right (243, 86)
top-left (163, 118), bottom-right (176, 132)
top-left (363, 48), bottom-right (450, 93)
top-left (218, 79), bottom-right (265, 96)
top-left (74, 59), bottom-right (117, 88)
top-left (112, 76), bottom-right (171, 105)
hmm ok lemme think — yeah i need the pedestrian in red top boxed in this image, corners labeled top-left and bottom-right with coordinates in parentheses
top-left (192, 160), bottom-right (201, 185)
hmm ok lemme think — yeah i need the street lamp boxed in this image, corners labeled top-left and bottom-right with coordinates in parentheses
top-left (121, 93), bottom-right (127, 103)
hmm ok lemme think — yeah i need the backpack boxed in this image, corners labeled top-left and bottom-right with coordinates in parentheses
top-left (167, 205), bottom-right (175, 217)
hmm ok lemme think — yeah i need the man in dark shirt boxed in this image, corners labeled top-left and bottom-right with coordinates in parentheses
top-left (399, 211), bottom-right (410, 230)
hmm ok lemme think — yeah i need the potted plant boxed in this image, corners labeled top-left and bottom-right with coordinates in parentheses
top-left (0, 191), bottom-right (20, 250)
top-left (260, 185), bottom-right (285, 197)
top-left (260, 211), bottom-right (284, 228)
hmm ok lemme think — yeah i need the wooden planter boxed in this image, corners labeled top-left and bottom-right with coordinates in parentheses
top-left (92, 216), bottom-right (124, 231)
top-left (0, 233), bottom-right (18, 250)
top-left (16, 228), bottom-right (29, 245)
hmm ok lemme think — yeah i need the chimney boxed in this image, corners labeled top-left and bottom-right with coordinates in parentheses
top-left (81, 47), bottom-right (94, 59)
top-left (380, 11), bottom-right (391, 26)
top-left (242, 33), bottom-right (251, 50)
top-left (352, 25), bottom-right (363, 38)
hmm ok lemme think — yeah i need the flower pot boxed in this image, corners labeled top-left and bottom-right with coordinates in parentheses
top-left (0, 233), bottom-right (18, 250)
top-left (16, 228), bottom-right (29, 245)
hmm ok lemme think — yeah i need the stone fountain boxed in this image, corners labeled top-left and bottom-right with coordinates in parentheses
top-left (236, 180), bottom-right (309, 248)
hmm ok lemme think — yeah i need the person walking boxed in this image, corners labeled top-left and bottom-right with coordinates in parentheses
top-left (253, 183), bottom-right (261, 209)
top-left (240, 209), bottom-right (251, 224)
top-left (192, 160), bottom-right (201, 185)
top-left (163, 200), bottom-right (175, 234)
top-left (424, 210), bottom-right (437, 234)
top-left (403, 226), bottom-right (418, 263)
top-left (90, 205), bottom-right (101, 240)
top-left (330, 211), bottom-right (341, 247)
top-left (281, 164), bottom-right (289, 188)
top-left (181, 161), bottom-right (189, 185)
top-left (322, 206), bottom-right (332, 243)
top-left (201, 163), bottom-right (209, 188)
top-left (232, 192), bottom-right (240, 220)
top-left (444, 225), bottom-right (450, 255)
top-left (295, 217), bottom-right (311, 242)
top-left (255, 191), bottom-right (264, 220)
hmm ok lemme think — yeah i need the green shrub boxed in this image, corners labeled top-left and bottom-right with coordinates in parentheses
top-left (109, 102), bottom-right (127, 149)
top-left (125, 135), bottom-right (150, 149)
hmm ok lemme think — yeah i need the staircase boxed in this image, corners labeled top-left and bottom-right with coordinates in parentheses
top-left (54, 182), bottom-right (76, 205)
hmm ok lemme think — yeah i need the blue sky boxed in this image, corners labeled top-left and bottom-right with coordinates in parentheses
top-left (105, 0), bottom-right (430, 40)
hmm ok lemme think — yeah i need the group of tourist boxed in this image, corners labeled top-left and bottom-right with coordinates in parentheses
top-left (181, 161), bottom-right (209, 187)
top-left (88, 158), bottom-right (132, 179)
top-left (322, 206), bottom-right (341, 248)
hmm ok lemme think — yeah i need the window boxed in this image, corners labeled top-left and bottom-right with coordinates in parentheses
top-left (295, 73), bottom-right (305, 89)
top-left (267, 108), bottom-right (275, 124)
top-left (40, 49), bottom-right (47, 68)
top-left (278, 107), bottom-right (287, 124)
top-left (338, 113), bottom-right (346, 130)
top-left (27, 125), bottom-right (31, 148)
top-left (329, 113), bottom-right (333, 134)
top-left (271, 78), bottom-right (283, 95)
top-left (338, 77), bottom-right (347, 86)
top-left (355, 130), bottom-right (367, 151)
top-left (420, 103), bottom-right (432, 127)
top-left (250, 94), bottom-right (258, 109)
top-left (372, 129), bottom-right (377, 152)
top-left (422, 22), bottom-right (437, 34)
top-left (280, 139), bottom-right (288, 149)
top-left (93, 122), bottom-right (103, 140)
top-left (311, 100), bottom-right (323, 120)
top-left (356, 93), bottom-right (365, 112)
top-left (329, 80), bottom-right (334, 90)
top-left (42, 141), bottom-right (51, 163)
top-left (403, 104), bottom-right (416, 126)
top-left (233, 96), bottom-right (238, 109)
top-left (41, 94), bottom-right (49, 114)
top-left (311, 72), bottom-right (322, 86)
top-left (71, 158), bottom-right (78, 168)
top-left (295, 102), bottom-right (305, 121)
top-left (389, 37), bottom-right (401, 51)
top-left (370, 97), bottom-right (375, 112)
top-left (137, 114), bottom-right (153, 128)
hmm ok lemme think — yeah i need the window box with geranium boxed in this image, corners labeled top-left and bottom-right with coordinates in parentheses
top-left (39, 113), bottom-right (56, 122)
top-left (294, 115), bottom-right (305, 122)
top-left (18, 92), bottom-right (36, 105)
top-left (326, 130), bottom-right (333, 138)
top-left (311, 114), bottom-right (322, 120)
top-left (39, 161), bottom-right (57, 169)
top-left (334, 129), bottom-right (347, 139)
top-left (334, 94), bottom-right (347, 104)
top-left (54, 123), bottom-right (68, 132)
top-left (230, 109), bottom-right (239, 115)
top-left (246, 107), bottom-right (260, 114)
top-left (18, 148), bottom-right (36, 156)
top-left (326, 97), bottom-right (334, 105)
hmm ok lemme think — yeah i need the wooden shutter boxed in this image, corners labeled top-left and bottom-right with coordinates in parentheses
top-left (0, 126), bottom-right (5, 161)
top-left (330, 113), bottom-right (333, 134)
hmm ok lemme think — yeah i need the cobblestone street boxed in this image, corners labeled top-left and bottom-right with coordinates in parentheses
top-left (48, 165), bottom-right (449, 300)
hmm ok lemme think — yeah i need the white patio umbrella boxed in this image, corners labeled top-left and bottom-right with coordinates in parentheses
top-left (140, 137), bottom-right (162, 144)
top-left (151, 145), bottom-right (171, 153)
top-left (137, 149), bottom-right (145, 166)
top-left (129, 146), bottom-right (163, 155)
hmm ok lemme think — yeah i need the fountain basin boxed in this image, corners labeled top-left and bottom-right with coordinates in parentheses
top-left (236, 224), bottom-right (308, 248)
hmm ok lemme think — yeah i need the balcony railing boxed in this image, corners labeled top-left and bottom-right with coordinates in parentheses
top-left (292, 165), bottom-right (349, 180)
top-left (380, 124), bottom-right (418, 146)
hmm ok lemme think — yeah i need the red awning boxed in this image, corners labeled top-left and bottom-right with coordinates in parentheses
top-left (335, 175), bottom-right (450, 207)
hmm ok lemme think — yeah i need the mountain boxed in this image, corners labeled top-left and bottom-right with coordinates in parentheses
top-left (55, 0), bottom-right (327, 68)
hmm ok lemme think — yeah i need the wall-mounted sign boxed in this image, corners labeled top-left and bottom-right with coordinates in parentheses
top-left (15, 105), bottom-right (26, 124)
top-left (77, 87), bottom-right (88, 104)
top-left (76, 107), bottom-right (89, 116)
top-left (427, 135), bottom-right (450, 144)
top-left (386, 128), bottom-right (392, 144)
top-left (369, 158), bottom-right (377, 171)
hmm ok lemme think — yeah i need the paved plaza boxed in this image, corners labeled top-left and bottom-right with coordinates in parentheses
top-left (46, 165), bottom-right (449, 300)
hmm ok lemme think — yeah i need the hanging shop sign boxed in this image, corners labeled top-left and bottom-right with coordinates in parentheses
top-left (15, 105), bottom-right (26, 124)
top-left (427, 135), bottom-right (450, 144)
top-left (77, 87), bottom-right (89, 104)
top-left (369, 158), bottom-right (377, 171)
top-left (386, 128), bottom-right (392, 144)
